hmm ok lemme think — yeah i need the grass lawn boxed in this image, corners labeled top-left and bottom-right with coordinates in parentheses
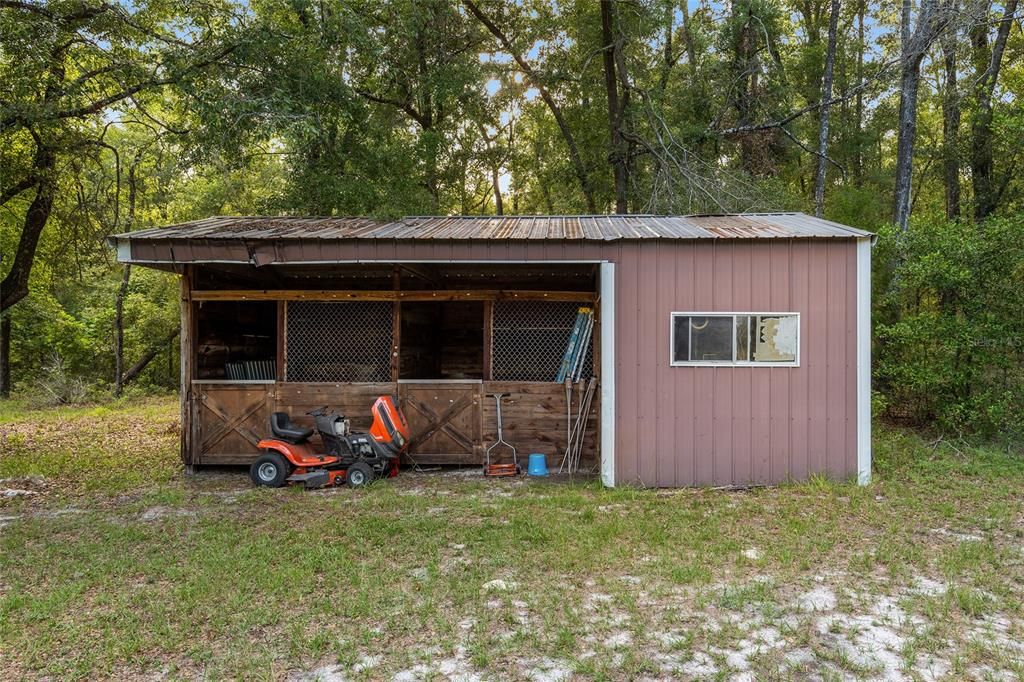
top-left (1, 397), bottom-right (1023, 681)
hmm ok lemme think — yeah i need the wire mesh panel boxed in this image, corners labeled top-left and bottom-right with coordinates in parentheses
top-left (492, 301), bottom-right (594, 381)
top-left (286, 301), bottom-right (393, 382)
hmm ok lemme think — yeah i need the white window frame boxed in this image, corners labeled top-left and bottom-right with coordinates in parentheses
top-left (669, 312), bottom-right (801, 367)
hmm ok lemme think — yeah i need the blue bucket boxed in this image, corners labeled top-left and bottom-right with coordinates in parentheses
top-left (527, 453), bottom-right (549, 477)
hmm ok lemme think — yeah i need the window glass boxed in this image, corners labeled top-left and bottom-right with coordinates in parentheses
top-left (689, 316), bottom-right (733, 362)
top-left (672, 313), bottom-right (798, 365)
top-left (752, 315), bottom-right (798, 362)
top-left (735, 315), bottom-right (750, 362)
top-left (672, 315), bottom-right (690, 362)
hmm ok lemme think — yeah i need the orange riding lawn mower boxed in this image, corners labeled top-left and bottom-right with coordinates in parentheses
top-left (250, 396), bottom-right (410, 489)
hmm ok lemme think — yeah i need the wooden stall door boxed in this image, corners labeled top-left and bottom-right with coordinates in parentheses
top-left (399, 382), bottom-right (482, 465)
top-left (195, 383), bottom-right (274, 465)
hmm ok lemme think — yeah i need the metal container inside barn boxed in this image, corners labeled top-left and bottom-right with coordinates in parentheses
top-left (112, 213), bottom-right (873, 487)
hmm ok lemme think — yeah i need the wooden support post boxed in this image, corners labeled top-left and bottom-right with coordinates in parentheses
top-left (391, 267), bottom-right (401, 382)
top-left (180, 266), bottom-right (195, 468)
top-left (482, 300), bottom-right (493, 381)
top-left (276, 300), bottom-right (286, 381)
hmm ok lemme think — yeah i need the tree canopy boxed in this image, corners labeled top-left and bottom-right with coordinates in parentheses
top-left (1, 0), bottom-right (1022, 434)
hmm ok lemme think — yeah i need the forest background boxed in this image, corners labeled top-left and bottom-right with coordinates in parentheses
top-left (1, 0), bottom-right (1022, 439)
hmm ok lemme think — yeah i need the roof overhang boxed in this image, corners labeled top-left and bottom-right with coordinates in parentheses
top-left (108, 213), bottom-right (875, 266)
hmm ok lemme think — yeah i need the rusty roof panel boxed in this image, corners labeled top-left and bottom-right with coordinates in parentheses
top-left (117, 213), bottom-right (872, 243)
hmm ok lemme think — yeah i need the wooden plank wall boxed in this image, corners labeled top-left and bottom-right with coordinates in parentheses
top-left (191, 380), bottom-right (599, 470)
top-left (480, 382), bottom-right (598, 470)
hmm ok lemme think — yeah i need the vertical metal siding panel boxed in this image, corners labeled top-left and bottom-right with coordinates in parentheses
top-left (807, 242), bottom-right (830, 476)
top-left (315, 240), bottom-right (335, 259)
top-left (730, 242), bottom-right (754, 485)
top-left (712, 242), bottom-right (734, 486)
top-left (615, 242), bottom-right (640, 485)
top-left (177, 241), bottom-right (194, 261)
top-left (504, 242), bottom-right (528, 260)
top-left (566, 241), bottom-right (586, 261)
top-left (476, 241), bottom-right (497, 260)
top-left (636, 243), bottom-right (659, 486)
top-left (674, 243), bottom-right (697, 486)
top-left (692, 241), bottom-right (716, 485)
top-left (655, 243), bottom-right (677, 486)
top-left (789, 241), bottom-right (811, 481)
top-left (446, 241), bottom-right (471, 260)
top-left (749, 244), bottom-right (773, 484)
top-left (352, 240), bottom-right (373, 260)
top-left (825, 241), bottom-right (848, 477)
top-left (489, 240), bottom-right (511, 261)
top-left (770, 241), bottom-right (792, 483)
top-left (428, 241), bottom-right (444, 261)
top-left (525, 241), bottom-right (548, 262)
top-left (393, 241), bottom-right (417, 261)
top-left (844, 243), bottom-right (859, 478)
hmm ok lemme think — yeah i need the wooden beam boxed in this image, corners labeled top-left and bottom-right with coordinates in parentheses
top-left (189, 289), bottom-right (597, 302)
top-left (397, 263), bottom-right (442, 287)
top-left (391, 268), bottom-right (401, 382)
top-left (180, 266), bottom-right (195, 468)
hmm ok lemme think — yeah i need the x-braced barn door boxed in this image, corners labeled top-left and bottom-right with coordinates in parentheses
top-left (195, 384), bottom-right (273, 464)
top-left (398, 382), bottom-right (482, 465)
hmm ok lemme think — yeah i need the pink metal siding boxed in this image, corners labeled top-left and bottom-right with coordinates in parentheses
top-left (613, 239), bottom-right (858, 487)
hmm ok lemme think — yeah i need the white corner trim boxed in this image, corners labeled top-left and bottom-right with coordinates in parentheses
top-left (856, 238), bottom-right (872, 485)
top-left (600, 262), bottom-right (616, 488)
top-left (116, 239), bottom-right (132, 263)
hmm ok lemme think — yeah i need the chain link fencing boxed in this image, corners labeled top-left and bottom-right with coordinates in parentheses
top-left (492, 301), bottom-right (593, 381)
top-left (285, 301), bottom-right (393, 382)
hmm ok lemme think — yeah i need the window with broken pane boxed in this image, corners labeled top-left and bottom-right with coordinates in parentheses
top-left (671, 313), bottom-right (798, 365)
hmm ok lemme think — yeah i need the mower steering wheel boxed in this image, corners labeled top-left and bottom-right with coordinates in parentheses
top-left (306, 405), bottom-right (329, 417)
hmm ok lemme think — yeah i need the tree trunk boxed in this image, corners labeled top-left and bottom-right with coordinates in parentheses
top-left (893, 56), bottom-right (923, 231)
top-left (0, 146), bottom-right (56, 312)
top-left (681, 0), bottom-right (697, 72)
top-left (893, 0), bottom-right (949, 231)
top-left (463, 0), bottom-right (596, 212)
top-left (941, 22), bottom-right (961, 220)
top-left (814, 0), bottom-right (840, 218)
top-left (121, 328), bottom-right (180, 388)
top-left (733, 0), bottom-right (759, 175)
top-left (114, 265), bottom-right (131, 397)
top-left (658, 0), bottom-right (674, 92)
top-left (0, 314), bottom-right (10, 398)
top-left (491, 166), bottom-right (503, 215)
top-left (970, 0), bottom-right (1018, 221)
top-left (854, 0), bottom-right (865, 184)
top-left (601, 0), bottom-right (628, 214)
top-left (114, 157), bottom-right (141, 397)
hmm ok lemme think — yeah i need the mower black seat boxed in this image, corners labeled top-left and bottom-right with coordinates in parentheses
top-left (270, 412), bottom-right (313, 444)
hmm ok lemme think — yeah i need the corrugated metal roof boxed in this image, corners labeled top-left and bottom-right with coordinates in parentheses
top-left (118, 213), bottom-right (872, 241)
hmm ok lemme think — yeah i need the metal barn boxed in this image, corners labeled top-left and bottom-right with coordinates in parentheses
top-left (112, 213), bottom-right (873, 487)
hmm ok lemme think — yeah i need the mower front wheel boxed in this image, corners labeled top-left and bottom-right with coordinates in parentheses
top-left (250, 452), bottom-right (291, 487)
top-left (346, 461), bottom-right (374, 488)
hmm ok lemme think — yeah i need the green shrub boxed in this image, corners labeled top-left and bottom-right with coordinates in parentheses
top-left (873, 215), bottom-right (1024, 439)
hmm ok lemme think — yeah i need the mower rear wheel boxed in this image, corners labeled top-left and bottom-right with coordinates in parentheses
top-left (346, 461), bottom-right (374, 488)
top-left (250, 452), bottom-right (291, 487)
